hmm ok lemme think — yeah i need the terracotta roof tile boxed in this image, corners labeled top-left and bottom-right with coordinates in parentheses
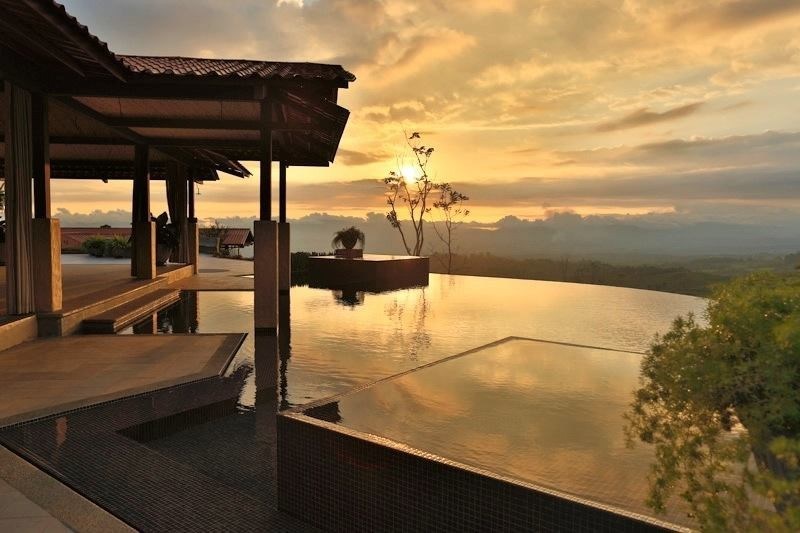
top-left (119, 55), bottom-right (356, 84)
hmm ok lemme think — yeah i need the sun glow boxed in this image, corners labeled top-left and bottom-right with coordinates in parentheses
top-left (400, 164), bottom-right (421, 183)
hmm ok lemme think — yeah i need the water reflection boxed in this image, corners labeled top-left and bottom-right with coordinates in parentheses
top-left (332, 289), bottom-right (365, 307)
top-left (311, 338), bottom-right (693, 527)
top-left (130, 275), bottom-right (706, 409)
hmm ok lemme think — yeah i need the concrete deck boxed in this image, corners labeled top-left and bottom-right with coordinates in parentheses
top-left (0, 333), bottom-right (244, 426)
top-left (170, 255), bottom-right (254, 291)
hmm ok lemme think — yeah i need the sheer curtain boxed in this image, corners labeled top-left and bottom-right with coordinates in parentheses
top-left (4, 82), bottom-right (35, 315)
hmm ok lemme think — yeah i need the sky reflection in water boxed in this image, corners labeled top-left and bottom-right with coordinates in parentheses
top-left (156, 274), bottom-right (705, 408)
top-left (321, 338), bottom-right (692, 527)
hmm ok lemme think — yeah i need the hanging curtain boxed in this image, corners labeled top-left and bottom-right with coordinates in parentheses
top-left (4, 82), bottom-right (35, 315)
top-left (166, 164), bottom-right (189, 263)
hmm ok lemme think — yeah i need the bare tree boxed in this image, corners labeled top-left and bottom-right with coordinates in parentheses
top-left (432, 183), bottom-right (469, 274)
top-left (384, 132), bottom-right (437, 256)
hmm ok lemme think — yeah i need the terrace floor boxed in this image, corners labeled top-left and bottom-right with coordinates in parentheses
top-left (0, 262), bottom-right (188, 318)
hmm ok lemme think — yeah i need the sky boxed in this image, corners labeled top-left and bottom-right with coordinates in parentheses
top-left (55, 0), bottom-right (800, 224)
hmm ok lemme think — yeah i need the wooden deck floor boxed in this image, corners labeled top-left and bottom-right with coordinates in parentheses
top-left (0, 333), bottom-right (244, 426)
top-left (0, 263), bottom-right (186, 317)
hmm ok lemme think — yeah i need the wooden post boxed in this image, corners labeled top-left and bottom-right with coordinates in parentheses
top-left (30, 92), bottom-right (62, 315)
top-left (187, 175), bottom-right (199, 273)
top-left (254, 97), bottom-right (278, 335)
top-left (279, 162), bottom-right (291, 293)
top-left (132, 144), bottom-right (155, 279)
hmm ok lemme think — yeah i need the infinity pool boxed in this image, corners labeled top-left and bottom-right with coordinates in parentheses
top-left (128, 274), bottom-right (705, 409)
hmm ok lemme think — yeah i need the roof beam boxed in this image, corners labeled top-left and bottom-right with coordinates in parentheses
top-left (106, 116), bottom-right (321, 131)
top-left (21, 0), bottom-right (128, 81)
top-left (0, 14), bottom-right (86, 78)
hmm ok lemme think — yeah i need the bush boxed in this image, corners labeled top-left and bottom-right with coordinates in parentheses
top-left (107, 236), bottom-right (132, 258)
top-left (82, 236), bottom-right (110, 257)
top-left (625, 272), bottom-right (800, 531)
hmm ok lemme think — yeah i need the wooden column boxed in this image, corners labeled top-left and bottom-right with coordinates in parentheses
top-left (3, 81), bottom-right (35, 315)
top-left (278, 162), bottom-right (291, 294)
top-left (187, 175), bottom-right (199, 274)
top-left (131, 144), bottom-right (155, 279)
top-left (31, 93), bottom-right (62, 314)
top-left (254, 97), bottom-right (279, 335)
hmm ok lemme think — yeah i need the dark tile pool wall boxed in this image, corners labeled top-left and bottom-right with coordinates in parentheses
top-left (278, 414), bottom-right (677, 533)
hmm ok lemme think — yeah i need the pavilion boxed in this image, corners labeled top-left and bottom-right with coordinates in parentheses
top-left (0, 1), bottom-right (353, 344)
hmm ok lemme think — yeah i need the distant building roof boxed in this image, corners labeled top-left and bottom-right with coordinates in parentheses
top-left (199, 228), bottom-right (254, 248)
top-left (61, 227), bottom-right (131, 250)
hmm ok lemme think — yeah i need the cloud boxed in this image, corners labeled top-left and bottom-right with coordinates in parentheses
top-left (595, 102), bottom-right (705, 132)
top-left (336, 149), bottom-right (391, 166)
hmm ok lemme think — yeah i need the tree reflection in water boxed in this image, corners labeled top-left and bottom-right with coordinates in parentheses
top-left (625, 273), bottom-right (800, 532)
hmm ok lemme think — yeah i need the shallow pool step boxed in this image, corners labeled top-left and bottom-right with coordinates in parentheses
top-left (82, 289), bottom-right (181, 334)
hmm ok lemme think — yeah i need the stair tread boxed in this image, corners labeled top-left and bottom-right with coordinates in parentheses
top-left (83, 289), bottom-right (180, 324)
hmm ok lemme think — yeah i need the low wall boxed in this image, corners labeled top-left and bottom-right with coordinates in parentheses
top-left (277, 412), bottom-right (681, 533)
top-left (308, 255), bottom-right (429, 291)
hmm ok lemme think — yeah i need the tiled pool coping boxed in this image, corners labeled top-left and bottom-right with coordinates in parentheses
top-left (278, 337), bottom-right (691, 533)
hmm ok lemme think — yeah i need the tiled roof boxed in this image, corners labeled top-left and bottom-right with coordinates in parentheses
top-left (119, 55), bottom-right (356, 84)
top-left (199, 228), bottom-right (254, 247)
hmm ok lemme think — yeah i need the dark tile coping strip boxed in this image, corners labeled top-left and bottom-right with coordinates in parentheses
top-left (0, 332), bottom-right (246, 430)
top-left (0, 444), bottom-right (136, 533)
top-left (284, 335), bottom-right (645, 416)
top-left (280, 411), bottom-right (691, 533)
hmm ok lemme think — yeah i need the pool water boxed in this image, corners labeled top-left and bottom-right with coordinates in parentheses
top-left (128, 274), bottom-right (705, 409)
top-left (305, 337), bottom-right (693, 527)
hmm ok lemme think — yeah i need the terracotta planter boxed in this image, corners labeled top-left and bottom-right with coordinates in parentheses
top-left (335, 248), bottom-right (363, 259)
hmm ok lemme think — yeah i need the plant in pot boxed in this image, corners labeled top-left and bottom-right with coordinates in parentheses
top-left (332, 226), bottom-right (365, 258)
top-left (154, 212), bottom-right (179, 266)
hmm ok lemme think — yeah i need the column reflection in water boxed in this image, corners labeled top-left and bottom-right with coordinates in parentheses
top-left (278, 293), bottom-right (291, 411)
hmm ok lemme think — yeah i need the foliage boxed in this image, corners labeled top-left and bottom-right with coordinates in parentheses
top-left (107, 236), bottom-right (132, 258)
top-left (428, 252), bottom-right (723, 296)
top-left (432, 183), bottom-right (469, 274)
top-left (624, 272), bottom-right (800, 531)
top-left (331, 226), bottom-right (365, 250)
top-left (154, 211), bottom-right (179, 248)
top-left (0, 219), bottom-right (5, 244)
top-left (205, 220), bottom-right (228, 256)
top-left (384, 132), bottom-right (437, 256)
top-left (82, 236), bottom-right (111, 257)
top-left (0, 180), bottom-right (5, 214)
top-left (82, 235), bottom-right (131, 258)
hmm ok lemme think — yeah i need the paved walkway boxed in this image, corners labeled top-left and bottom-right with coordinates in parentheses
top-left (0, 333), bottom-right (245, 426)
top-left (0, 479), bottom-right (71, 532)
top-left (170, 255), bottom-right (255, 291)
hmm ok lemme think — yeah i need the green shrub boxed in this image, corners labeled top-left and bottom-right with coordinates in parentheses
top-left (107, 236), bottom-right (131, 258)
top-left (82, 236), bottom-right (110, 257)
top-left (625, 272), bottom-right (800, 531)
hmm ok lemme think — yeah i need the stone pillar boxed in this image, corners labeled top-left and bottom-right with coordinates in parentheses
top-left (134, 221), bottom-right (156, 280)
top-left (279, 222), bottom-right (291, 294)
top-left (254, 220), bottom-right (278, 335)
top-left (31, 93), bottom-right (62, 315)
top-left (32, 218), bottom-right (62, 313)
top-left (187, 218), bottom-right (200, 274)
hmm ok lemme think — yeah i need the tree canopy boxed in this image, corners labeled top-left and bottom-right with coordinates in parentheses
top-left (625, 272), bottom-right (800, 531)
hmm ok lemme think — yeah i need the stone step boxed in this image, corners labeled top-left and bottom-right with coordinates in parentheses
top-left (82, 289), bottom-right (181, 334)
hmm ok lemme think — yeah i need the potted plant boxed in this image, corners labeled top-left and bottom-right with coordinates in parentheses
top-left (154, 212), bottom-right (179, 266)
top-left (332, 226), bottom-right (365, 258)
top-left (0, 220), bottom-right (6, 266)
